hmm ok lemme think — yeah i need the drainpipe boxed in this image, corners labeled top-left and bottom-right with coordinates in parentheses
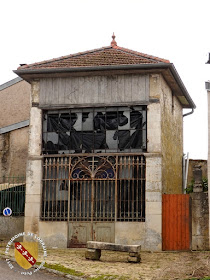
top-left (183, 153), bottom-right (189, 193)
top-left (182, 107), bottom-right (193, 191)
top-left (182, 108), bottom-right (194, 192)
top-left (183, 108), bottom-right (194, 117)
top-left (183, 155), bottom-right (185, 193)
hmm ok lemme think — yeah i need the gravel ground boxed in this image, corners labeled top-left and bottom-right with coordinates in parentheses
top-left (0, 244), bottom-right (209, 280)
top-left (44, 249), bottom-right (210, 280)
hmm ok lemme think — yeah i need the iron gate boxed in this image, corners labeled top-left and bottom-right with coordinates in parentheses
top-left (41, 154), bottom-right (145, 245)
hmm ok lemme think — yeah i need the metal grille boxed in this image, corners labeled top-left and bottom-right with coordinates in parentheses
top-left (41, 154), bottom-right (145, 222)
top-left (0, 176), bottom-right (25, 216)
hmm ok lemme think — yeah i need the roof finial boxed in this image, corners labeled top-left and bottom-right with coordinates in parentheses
top-left (111, 32), bottom-right (117, 47)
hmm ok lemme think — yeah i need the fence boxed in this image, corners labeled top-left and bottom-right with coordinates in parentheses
top-left (0, 176), bottom-right (26, 216)
top-left (41, 154), bottom-right (146, 222)
top-left (162, 194), bottom-right (191, 251)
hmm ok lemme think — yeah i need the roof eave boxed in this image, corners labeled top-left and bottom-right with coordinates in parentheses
top-left (14, 63), bottom-right (170, 75)
top-left (167, 64), bottom-right (196, 109)
top-left (13, 63), bottom-right (195, 109)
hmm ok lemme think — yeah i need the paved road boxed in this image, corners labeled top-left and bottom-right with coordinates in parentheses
top-left (0, 259), bottom-right (66, 280)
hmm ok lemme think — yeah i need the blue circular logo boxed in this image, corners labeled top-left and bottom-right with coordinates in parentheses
top-left (3, 207), bottom-right (12, 216)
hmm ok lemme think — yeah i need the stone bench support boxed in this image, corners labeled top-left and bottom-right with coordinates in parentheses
top-left (85, 241), bottom-right (141, 263)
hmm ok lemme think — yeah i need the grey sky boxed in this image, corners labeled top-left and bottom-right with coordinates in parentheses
top-left (1, 0), bottom-right (209, 159)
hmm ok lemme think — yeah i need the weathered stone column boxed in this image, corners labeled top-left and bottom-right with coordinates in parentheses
top-left (24, 81), bottom-right (42, 236)
top-left (190, 192), bottom-right (209, 250)
top-left (193, 165), bottom-right (203, 193)
top-left (145, 77), bottom-right (162, 251)
top-left (145, 154), bottom-right (162, 251)
top-left (191, 165), bottom-right (209, 250)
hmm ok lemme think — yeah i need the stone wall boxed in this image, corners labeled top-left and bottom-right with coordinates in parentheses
top-left (187, 160), bottom-right (207, 186)
top-left (160, 75), bottom-right (183, 194)
top-left (148, 74), bottom-right (183, 194)
top-left (24, 75), bottom-right (165, 251)
top-left (190, 192), bottom-right (209, 250)
top-left (0, 127), bottom-right (29, 180)
top-left (23, 73), bottom-right (183, 251)
top-left (0, 217), bottom-right (24, 240)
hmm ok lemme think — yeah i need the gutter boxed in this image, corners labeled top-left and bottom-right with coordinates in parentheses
top-left (168, 64), bottom-right (196, 109)
top-left (14, 62), bottom-right (172, 74)
top-left (14, 63), bottom-right (196, 109)
top-left (183, 108), bottom-right (194, 117)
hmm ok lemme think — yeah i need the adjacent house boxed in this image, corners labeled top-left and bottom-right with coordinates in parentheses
top-left (14, 35), bottom-right (195, 251)
top-left (0, 77), bottom-right (30, 180)
top-left (0, 77), bottom-right (30, 239)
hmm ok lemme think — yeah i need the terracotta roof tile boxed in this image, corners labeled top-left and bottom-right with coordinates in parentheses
top-left (18, 43), bottom-right (170, 71)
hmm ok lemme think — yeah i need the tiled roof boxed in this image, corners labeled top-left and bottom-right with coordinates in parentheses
top-left (14, 35), bottom-right (195, 109)
top-left (18, 38), bottom-right (170, 71)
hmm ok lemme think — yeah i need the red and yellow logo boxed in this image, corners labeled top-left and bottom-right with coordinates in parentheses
top-left (14, 242), bottom-right (38, 270)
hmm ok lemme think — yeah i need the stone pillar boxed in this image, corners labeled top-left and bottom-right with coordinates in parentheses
top-left (193, 165), bottom-right (203, 193)
top-left (145, 154), bottom-right (162, 251)
top-left (147, 103), bottom-right (161, 153)
top-left (24, 81), bottom-right (42, 236)
top-left (190, 192), bottom-right (209, 250)
top-left (191, 164), bottom-right (209, 250)
top-left (147, 75), bottom-right (161, 153)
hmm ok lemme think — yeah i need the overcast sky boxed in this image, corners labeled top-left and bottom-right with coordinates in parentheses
top-left (1, 0), bottom-right (209, 159)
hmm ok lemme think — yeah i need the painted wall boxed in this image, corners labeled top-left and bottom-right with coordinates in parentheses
top-left (0, 80), bottom-right (30, 127)
top-left (0, 80), bottom-right (30, 179)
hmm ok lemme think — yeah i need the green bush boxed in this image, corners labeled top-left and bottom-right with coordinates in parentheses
top-left (185, 178), bottom-right (208, 194)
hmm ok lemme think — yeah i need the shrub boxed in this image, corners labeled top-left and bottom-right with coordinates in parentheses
top-left (185, 178), bottom-right (208, 194)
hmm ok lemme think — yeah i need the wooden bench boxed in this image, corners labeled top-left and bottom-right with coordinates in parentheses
top-left (85, 241), bottom-right (141, 263)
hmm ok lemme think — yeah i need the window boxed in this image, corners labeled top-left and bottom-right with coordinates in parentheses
top-left (42, 106), bottom-right (147, 154)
